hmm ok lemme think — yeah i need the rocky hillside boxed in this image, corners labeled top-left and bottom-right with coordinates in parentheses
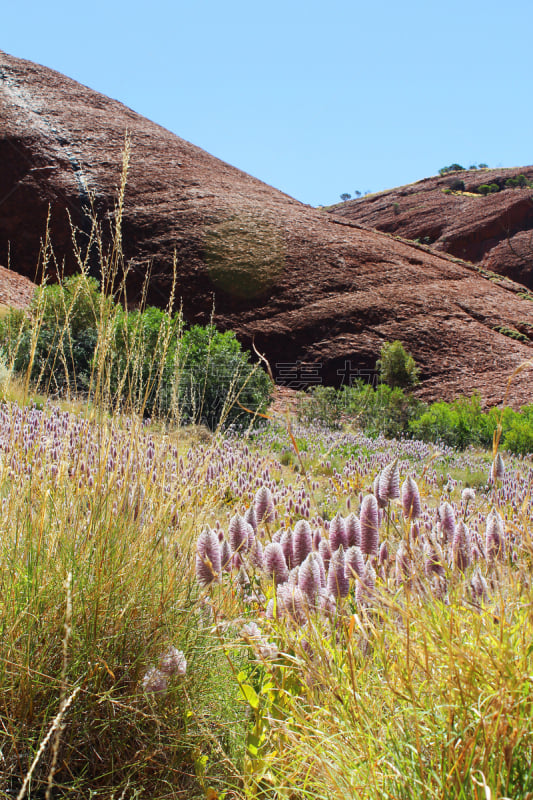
top-left (2, 50), bottom-right (533, 406)
top-left (327, 167), bottom-right (533, 288)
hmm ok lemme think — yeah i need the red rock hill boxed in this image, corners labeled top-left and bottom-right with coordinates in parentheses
top-left (2, 51), bottom-right (533, 406)
top-left (327, 167), bottom-right (533, 288)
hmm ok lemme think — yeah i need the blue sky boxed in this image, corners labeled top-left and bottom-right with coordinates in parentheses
top-left (3, 0), bottom-right (532, 206)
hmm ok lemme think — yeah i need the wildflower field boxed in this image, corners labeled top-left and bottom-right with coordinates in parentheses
top-left (2, 390), bottom-right (533, 799)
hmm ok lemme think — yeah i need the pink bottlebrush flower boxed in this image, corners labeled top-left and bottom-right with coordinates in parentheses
top-left (220, 539), bottom-right (233, 572)
top-left (293, 520), bottom-right (313, 566)
top-left (345, 513), bottom-right (361, 547)
top-left (255, 486), bottom-right (275, 524)
top-left (452, 520), bottom-right (472, 572)
top-left (439, 502), bottom-right (456, 544)
top-left (360, 495), bottom-right (379, 557)
top-left (241, 621), bottom-right (262, 640)
top-left (263, 542), bottom-right (289, 585)
top-left (395, 541), bottom-right (411, 586)
top-left (315, 551), bottom-right (326, 586)
top-left (278, 583), bottom-right (306, 624)
top-left (250, 539), bottom-right (264, 570)
top-left (470, 568), bottom-right (490, 604)
top-left (401, 475), bottom-right (421, 520)
top-left (142, 667), bottom-right (167, 694)
top-left (298, 552), bottom-right (322, 603)
top-left (379, 540), bottom-right (389, 566)
top-left (461, 487), bottom-right (475, 506)
top-left (313, 528), bottom-right (322, 550)
top-left (486, 508), bottom-right (505, 562)
top-left (281, 529), bottom-right (294, 569)
top-left (356, 562), bottom-right (376, 606)
top-left (160, 647), bottom-right (187, 677)
top-left (318, 538), bottom-right (332, 570)
top-left (373, 474), bottom-right (387, 509)
top-left (327, 545), bottom-right (350, 599)
top-left (424, 539), bottom-right (445, 578)
top-left (344, 545), bottom-right (365, 579)
top-left (490, 453), bottom-right (505, 483)
top-left (228, 514), bottom-right (251, 554)
top-left (329, 512), bottom-right (348, 551)
top-left (379, 460), bottom-right (400, 503)
top-left (244, 505), bottom-right (258, 533)
top-left (195, 527), bottom-right (222, 585)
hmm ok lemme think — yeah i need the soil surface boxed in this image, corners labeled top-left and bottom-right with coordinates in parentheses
top-left (2, 51), bottom-right (533, 407)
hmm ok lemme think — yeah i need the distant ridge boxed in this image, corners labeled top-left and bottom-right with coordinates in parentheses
top-left (327, 167), bottom-right (533, 288)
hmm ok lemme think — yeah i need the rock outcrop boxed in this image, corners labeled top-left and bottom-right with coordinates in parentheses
top-left (2, 50), bottom-right (533, 406)
top-left (327, 167), bottom-right (533, 288)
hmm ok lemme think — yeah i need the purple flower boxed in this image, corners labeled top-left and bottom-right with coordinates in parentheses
top-left (470, 568), bottom-right (489, 603)
top-left (196, 527), bottom-right (222, 585)
top-left (345, 513), bottom-right (361, 547)
top-left (401, 475), bottom-right (421, 520)
top-left (344, 545), bottom-right (365, 579)
top-left (142, 667), bottom-right (167, 694)
top-left (373, 474), bottom-right (387, 509)
top-left (452, 520), bottom-right (471, 572)
top-left (263, 542), bottom-right (289, 585)
top-left (486, 508), bottom-right (505, 562)
top-left (490, 453), bottom-right (505, 483)
top-left (281, 529), bottom-right (294, 569)
top-left (228, 514), bottom-right (252, 554)
top-left (329, 512), bottom-right (348, 551)
top-left (160, 647), bottom-right (187, 677)
top-left (318, 538), bottom-right (332, 570)
top-left (255, 486), bottom-right (275, 524)
top-left (298, 552), bottom-right (322, 603)
top-left (439, 502), bottom-right (456, 544)
top-left (395, 541), bottom-right (411, 585)
top-left (327, 546), bottom-right (350, 599)
top-left (360, 495), bottom-right (379, 557)
top-left (379, 460), bottom-right (400, 503)
top-left (293, 520), bottom-right (313, 566)
top-left (355, 562), bottom-right (376, 606)
top-left (244, 505), bottom-right (258, 533)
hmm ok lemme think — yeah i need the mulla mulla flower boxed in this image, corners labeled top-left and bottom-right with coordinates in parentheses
top-left (379, 460), bottom-right (400, 503)
top-left (195, 527), bottom-right (222, 586)
top-left (486, 507), bottom-right (505, 562)
top-left (263, 541), bottom-right (289, 585)
top-left (360, 494), bottom-right (379, 557)
top-left (345, 512), bottom-right (361, 547)
top-left (292, 519), bottom-right (313, 566)
top-left (401, 475), bottom-right (421, 519)
top-left (329, 512), bottom-right (348, 551)
top-left (254, 485), bottom-right (275, 523)
top-left (326, 545), bottom-right (350, 599)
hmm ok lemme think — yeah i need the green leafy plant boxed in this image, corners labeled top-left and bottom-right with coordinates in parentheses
top-left (376, 340), bottom-right (420, 389)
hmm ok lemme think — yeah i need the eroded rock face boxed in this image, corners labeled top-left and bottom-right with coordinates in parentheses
top-left (327, 168), bottom-right (533, 287)
top-left (1, 50), bottom-right (533, 407)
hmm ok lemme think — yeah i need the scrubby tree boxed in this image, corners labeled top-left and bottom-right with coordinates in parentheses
top-left (376, 340), bottom-right (420, 389)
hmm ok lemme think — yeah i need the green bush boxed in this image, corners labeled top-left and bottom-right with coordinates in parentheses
top-left (0, 276), bottom-right (273, 429)
top-left (408, 394), bottom-right (496, 449)
top-left (376, 340), bottom-right (420, 389)
top-left (439, 164), bottom-right (465, 175)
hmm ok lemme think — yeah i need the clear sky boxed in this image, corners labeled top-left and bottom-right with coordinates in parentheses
top-left (2, 0), bottom-right (532, 207)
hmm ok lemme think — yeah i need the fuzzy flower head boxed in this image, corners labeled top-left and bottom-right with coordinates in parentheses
top-left (292, 520), bottom-right (313, 566)
top-left (228, 514), bottom-right (252, 555)
top-left (329, 512), bottom-right (348, 551)
top-left (461, 487), bottom-right (475, 506)
top-left (327, 545), bottom-right (350, 599)
top-left (486, 508), bottom-right (505, 562)
top-left (263, 542), bottom-right (289, 585)
top-left (142, 667), bottom-right (167, 695)
top-left (452, 520), bottom-right (471, 573)
top-left (195, 527), bottom-right (222, 586)
top-left (160, 647), bottom-right (187, 677)
top-left (254, 485), bottom-right (275, 524)
top-left (360, 494), bottom-right (379, 557)
top-left (401, 475), bottom-right (421, 520)
top-left (439, 502), bottom-right (456, 544)
top-left (298, 552), bottom-right (322, 603)
top-left (379, 460), bottom-right (400, 503)
top-left (345, 513), bottom-right (361, 548)
top-left (344, 545), bottom-right (365, 580)
top-left (490, 453), bottom-right (505, 483)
